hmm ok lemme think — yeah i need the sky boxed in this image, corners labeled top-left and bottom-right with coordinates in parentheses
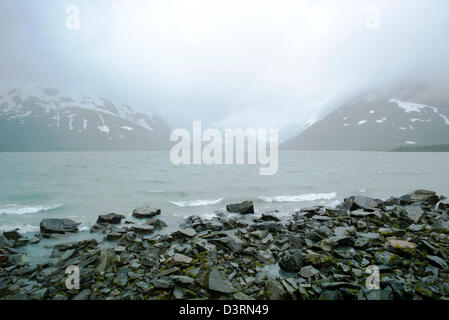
top-left (0, 0), bottom-right (448, 129)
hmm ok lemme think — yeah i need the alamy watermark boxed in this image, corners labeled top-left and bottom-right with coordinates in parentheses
top-left (170, 121), bottom-right (278, 176)
top-left (65, 265), bottom-right (80, 290)
top-left (365, 265), bottom-right (380, 290)
top-left (65, 4), bottom-right (80, 30)
top-left (365, 5), bottom-right (381, 30)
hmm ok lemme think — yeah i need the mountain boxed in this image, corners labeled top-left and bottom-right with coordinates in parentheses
top-left (281, 86), bottom-right (449, 151)
top-left (0, 87), bottom-right (171, 151)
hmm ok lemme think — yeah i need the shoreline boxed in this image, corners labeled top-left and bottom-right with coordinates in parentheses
top-left (1, 190), bottom-right (449, 300)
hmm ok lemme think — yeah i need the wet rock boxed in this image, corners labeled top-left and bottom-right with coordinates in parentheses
top-left (130, 225), bottom-right (154, 234)
top-left (3, 230), bottom-right (21, 241)
top-left (97, 213), bottom-right (125, 224)
top-left (226, 201), bottom-right (254, 214)
top-left (208, 268), bottom-right (235, 294)
top-left (437, 199), bottom-right (449, 211)
top-left (145, 218), bottom-right (168, 230)
top-left (400, 190), bottom-right (439, 205)
top-left (132, 205), bottom-right (161, 219)
top-left (40, 219), bottom-right (80, 234)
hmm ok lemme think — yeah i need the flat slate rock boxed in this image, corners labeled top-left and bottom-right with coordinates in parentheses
top-left (132, 205), bottom-right (161, 219)
top-left (40, 219), bottom-right (80, 234)
top-left (208, 268), bottom-right (235, 293)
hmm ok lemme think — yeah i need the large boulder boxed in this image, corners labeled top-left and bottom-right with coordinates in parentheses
top-left (226, 201), bottom-right (254, 214)
top-left (96, 213), bottom-right (125, 224)
top-left (132, 205), bottom-right (161, 219)
top-left (400, 190), bottom-right (439, 205)
top-left (40, 219), bottom-right (80, 234)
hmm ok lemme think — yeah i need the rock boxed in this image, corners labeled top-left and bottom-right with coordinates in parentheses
top-left (306, 252), bottom-right (333, 268)
top-left (211, 234), bottom-right (244, 253)
top-left (400, 190), bottom-right (439, 205)
top-left (384, 239), bottom-right (416, 255)
top-left (171, 275), bottom-right (195, 288)
top-left (208, 268), bottom-right (235, 294)
top-left (145, 218), bottom-right (168, 230)
top-left (173, 253), bottom-right (193, 264)
top-left (73, 289), bottom-right (91, 300)
top-left (105, 232), bottom-right (121, 241)
top-left (404, 206), bottom-right (424, 223)
top-left (152, 278), bottom-right (173, 289)
top-left (299, 266), bottom-right (320, 278)
top-left (171, 228), bottom-right (196, 239)
top-left (132, 205), bottom-right (161, 219)
top-left (226, 201), bottom-right (254, 214)
top-left (344, 195), bottom-right (381, 210)
top-left (279, 250), bottom-right (304, 273)
top-left (3, 230), bottom-right (21, 241)
top-left (319, 290), bottom-right (343, 300)
top-left (426, 255), bottom-right (448, 269)
top-left (130, 225), bottom-right (154, 234)
top-left (96, 213), bottom-right (125, 224)
top-left (257, 213), bottom-right (281, 222)
top-left (438, 199), bottom-right (449, 211)
top-left (40, 219), bottom-right (80, 234)
top-left (265, 280), bottom-right (286, 300)
top-left (0, 234), bottom-right (12, 248)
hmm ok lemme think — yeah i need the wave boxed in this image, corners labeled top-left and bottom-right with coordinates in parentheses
top-left (258, 192), bottom-right (337, 203)
top-left (0, 224), bottom-right (40, 233)
top-left (169, 198), bottom-right (224, 207)
top-left (0, 203), bottom-right (62, 215)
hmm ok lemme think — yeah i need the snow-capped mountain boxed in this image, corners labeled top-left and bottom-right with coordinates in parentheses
top-left (281, 86), bottom-right (449, 150)
top-left (0, 87), bottom-right (171, 151)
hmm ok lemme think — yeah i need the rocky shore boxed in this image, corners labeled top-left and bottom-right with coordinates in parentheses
top-left (1, 190), bottom-right (449, 300)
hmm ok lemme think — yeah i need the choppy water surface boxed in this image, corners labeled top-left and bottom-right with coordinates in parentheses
top-left (0, 151), bottom-right (448, 262)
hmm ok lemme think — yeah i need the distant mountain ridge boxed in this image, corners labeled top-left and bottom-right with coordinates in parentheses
top-left (281, 86), bottom-right (449, 151)
top-left (0, 87), bottom-right (171, 151)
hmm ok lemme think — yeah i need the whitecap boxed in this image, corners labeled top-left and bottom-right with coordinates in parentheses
top-left (258, 192), bottom-right (337, 203)
top-left (169, 198), bottom-right (224, 207)
top-left (0, 203), bottom-right (63, 215)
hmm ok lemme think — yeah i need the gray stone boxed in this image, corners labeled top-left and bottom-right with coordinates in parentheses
top-left (73, 289), bottom-right (91, 300)
top-left (171, 228), bottom-right (196, 239)
top-left (40, 219), bottom-right (80, 234)
top-left (208, 268), bottom-right (235, 293)
top-left (299, 266), bottom-right (320, 278)
top-left (132, 205), bottom-right (161, 219)
top-left (173, 253), bottom-right (192, 264)
top-left (97, 213), bottom-right (125, 224)
top-left (404, 206), bottom-right (424, 223)
top-left (226, 201), bottom-right (254, 214)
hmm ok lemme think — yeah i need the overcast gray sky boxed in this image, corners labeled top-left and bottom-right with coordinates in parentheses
top-left (0, 0), bottom-right (448, 129)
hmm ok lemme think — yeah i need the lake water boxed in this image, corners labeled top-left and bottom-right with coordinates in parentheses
top-left (1, 151), bottom-right (449, 238)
